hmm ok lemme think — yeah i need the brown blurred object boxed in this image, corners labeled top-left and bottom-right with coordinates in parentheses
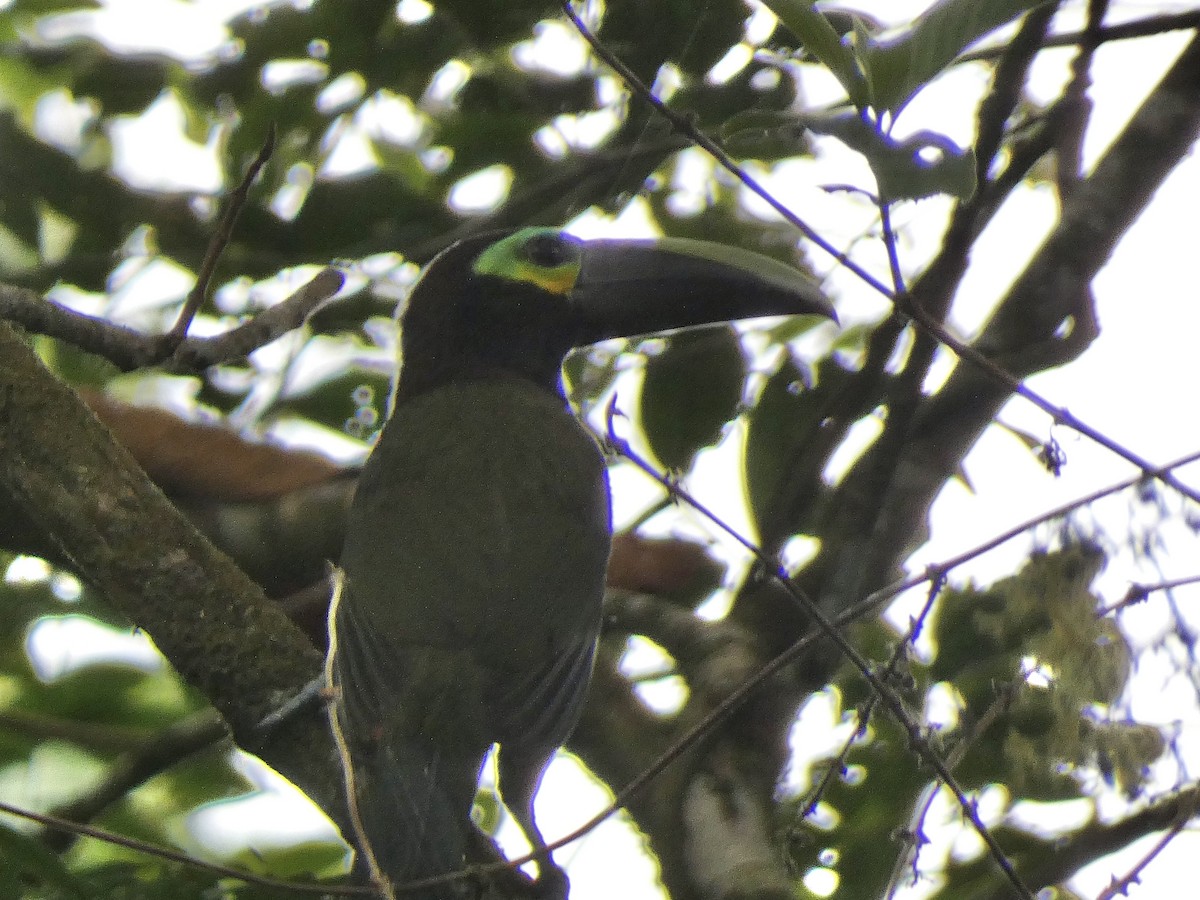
top-left (608, 533), bottom-right (724, 599)
top-left (80, 389), bottom-right (340, 502)
top-left (12, 393), bottom-right (722, 646)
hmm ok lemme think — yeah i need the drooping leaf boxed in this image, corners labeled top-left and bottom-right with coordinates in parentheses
top-left (804, 110), bottom-right (977, 201)
top-left (863, 0), bottom-right (1045, 113)
top-left (640, 326), bottom-right (745, 472)
top-left (759, 0), bottom-right (868, 106)
top-left (744, 355), bottom-right (855, 540)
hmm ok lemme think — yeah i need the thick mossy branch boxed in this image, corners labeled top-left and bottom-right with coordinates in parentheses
top-left (0, 320), bottom-right (346, 827)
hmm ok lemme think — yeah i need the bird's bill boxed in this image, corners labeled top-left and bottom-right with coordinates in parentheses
top-left (569, 238), bottom-right (836, 345)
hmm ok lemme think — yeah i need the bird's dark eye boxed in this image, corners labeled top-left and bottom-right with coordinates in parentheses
top-left (521, 232), bottom-right (580, 268)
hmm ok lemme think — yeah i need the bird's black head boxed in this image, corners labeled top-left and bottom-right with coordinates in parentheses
top-left (395, 229), bottom-right (584, 403)
top-left (394, 227), bottom-right (837, 404)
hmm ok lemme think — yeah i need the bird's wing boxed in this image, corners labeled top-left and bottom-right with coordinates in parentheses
top-left (341, 380), bottom-right (609, 642)
top-left (485, 626), bottom-right (598, 754)
top-left (333, 582), bottom-right (484, 895)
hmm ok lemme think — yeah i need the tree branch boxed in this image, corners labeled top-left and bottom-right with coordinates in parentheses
top-left (979, 787), bottom-right (1200, 899)
top-left (0, 320), bottom-right (347, 829)
top-left (44, 710), bottom-right (230, 852)
top-left (0, 268), bottom-right (344, 372)
top-left (845, 31), bottom-right (1200, 601)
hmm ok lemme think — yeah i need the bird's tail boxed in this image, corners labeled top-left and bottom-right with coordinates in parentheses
top-left (328, 584), bottom-right (473, 899)
top-left (347, 733), bottom-right (470, 899)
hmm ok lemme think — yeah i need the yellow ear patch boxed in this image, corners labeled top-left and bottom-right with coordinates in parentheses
top-left (472, 227), bottom-right (582, 296)
top-left (509, 259), bottom-right (579, 295)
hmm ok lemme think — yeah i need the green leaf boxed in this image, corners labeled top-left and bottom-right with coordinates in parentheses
top-left (640, 326), bottom-right (745, 472)
top-left (0, 55), bottom-right (70, 124)
top-left (864, 0), bottom-right (1044, 113)
top-left (0, 820), bottom-right (86, 898)
top-left (759, 0), bottom-right (867, 106)
top-left (804, 110), bottom-right (976, 201)
top-left (744, 356), bottom-right (854, 540)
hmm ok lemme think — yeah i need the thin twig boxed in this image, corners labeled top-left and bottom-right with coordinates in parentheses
top-left (863, 447), bottom-right (1200, 622)
top-left (0, 268), bottom-right (344, 372)
top-left (960, 10), bottom-right (1200, 63)
top-left (166, 267), bottom-right (345, 371)
top-left (44, 710), bottom-right (229, 853)
top-left (0, 283), bottom-right (153, 369)
top-left (165, 125), bottom-right (277, 349)
top-left (811, 577), bottom-right (943, 898)
top-left (0, 799), bottom-right (372, 896)
top-left (1099, 573), bottom-right (1200, 617)
top-left (878, 200), bottom-right (907, 295)
top-left (901, 300), bottom-right (1200, 507)
top-left (1096, 820), bottom-right (1185, 900)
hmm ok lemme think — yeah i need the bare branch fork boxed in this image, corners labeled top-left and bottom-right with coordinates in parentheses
top-left (0, 124), bottom-right (351, 878)
top-left (166, 125), bottom-right (278, 348)
top-left (0, 128), bottom-right (345, 371)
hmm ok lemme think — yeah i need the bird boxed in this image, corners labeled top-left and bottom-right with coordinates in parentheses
top-left (330, 226), bottom-right (835, 899)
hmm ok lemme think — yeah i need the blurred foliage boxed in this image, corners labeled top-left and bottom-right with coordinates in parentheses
top-left (0, 559), bottom-right (336, 897)
top-left (640, 326), bottom-right (746, 471)
top-left (783, 544), bottom-right (1160, 898)
top-left (0, 0), bottom-right (1170, 897)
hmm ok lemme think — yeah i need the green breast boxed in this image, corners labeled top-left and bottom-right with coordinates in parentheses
top-left (341, 377), bottom-right (611, 669)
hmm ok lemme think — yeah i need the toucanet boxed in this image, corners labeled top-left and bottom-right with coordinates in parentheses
top-left (332, 227), bottom-right (836, 898)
